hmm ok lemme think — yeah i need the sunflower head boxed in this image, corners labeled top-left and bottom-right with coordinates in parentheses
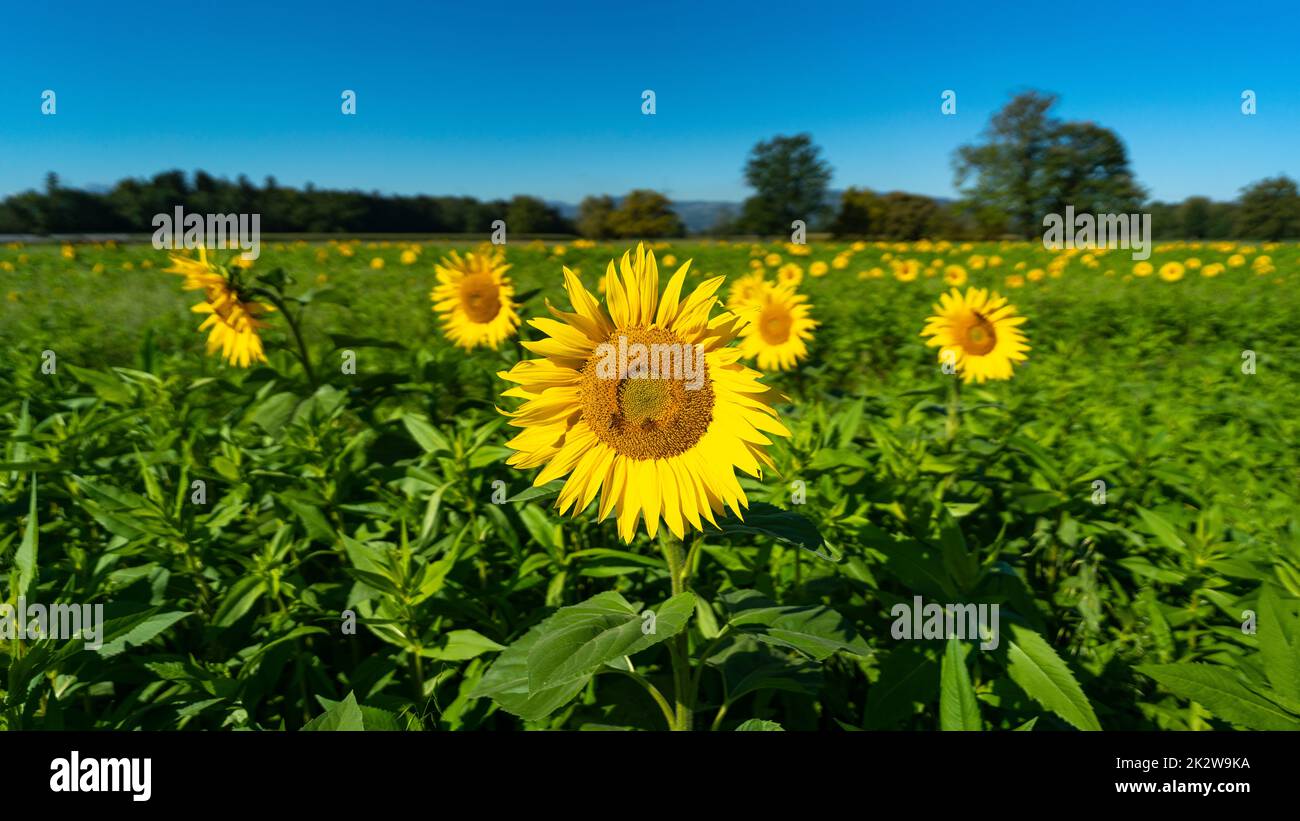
top-left (165, 247), bottom-right (274, 368)
top-left (726, 270), bottom-right (770, 309)
top-left (920, 287), bottom-right (1029, 384)
top-left (498, 243), bottom-right (789, 542)
top-left (431, 246), bottom-right (521, 349)
top-left (738, 283), bottom-right (817, 373)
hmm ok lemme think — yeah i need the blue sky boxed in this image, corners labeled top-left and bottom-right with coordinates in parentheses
top-left (2, 0), bottom-right (1297, 203)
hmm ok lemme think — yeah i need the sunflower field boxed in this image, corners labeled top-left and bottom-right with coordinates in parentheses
top-left (2, 237), bottom-right (1299, 732)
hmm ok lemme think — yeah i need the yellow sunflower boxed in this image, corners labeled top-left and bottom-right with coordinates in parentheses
top-left (498, 243), bottom-right (789, 543)
top-left (727, 270), bottom-right (769, 309)
top-left (165, 247), bottom-right (274, 368)
top-left (921, 288), bottom-right (1030, 384)
top-left (1158, 261), bottom-right (1185, 282)
top-left (431, 247), bottom-right (521, 349)
top-left (737, 283), bottom-right (817, 372)
top-left (777, 263), bottom-right (804, 287)
top-left (943, 264), bottom-right (968, 287)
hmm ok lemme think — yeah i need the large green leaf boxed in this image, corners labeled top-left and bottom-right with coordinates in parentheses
top-left (1256, 585), bottom-right (1300, 706)
top-left (722, 589), bottom-right (869, 661)
top-left (526, 590), bottom-right (695, 691)
top-left (940, 635), bottom-right (982, 730)
top-left (714, 503), bottom-right (828, 558)
top-left (1006, 624), bottom-right (1101, 731)
top-left (470, 625), bottom-right (591, 722)
top-left (1137, 663), bottom-right (1300, 731)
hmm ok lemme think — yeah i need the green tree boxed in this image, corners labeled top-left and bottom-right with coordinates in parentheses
top-left (955, 92), bottom-right (1143, 238)
top-left (605, 190), bottom-right (685, 238)
top-left (831, 187), bottom-right (883, 237)
top-left (505, 195), bottom-right (571, 235)
top-left (1178, 196), bottom-right (1213, 239)
top-left (739, 134), bottom-right (832, 235)
top-left (1235, 176), bottom-right (1300, 240)
top-left (577, 195), bottom-right (617, 238)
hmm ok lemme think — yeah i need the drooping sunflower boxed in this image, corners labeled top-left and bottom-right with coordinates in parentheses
top-left (737, 283), bottom-right (817, 372)
top-left (166, 247), bottom-right (274, 368)
top-left (920, 288), bottom-right (1030, 384)
top-left (498, 243), bottom-right (789, 542)
top-left (430, 246), bottom-right (521, 349)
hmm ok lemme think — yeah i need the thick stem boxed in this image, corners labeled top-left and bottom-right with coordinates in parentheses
top-left (261, 291), bottom-right (318, 389)
top-left (944, 377), bottom-right (961, 445)
top-left (660, 535), bottom-right (694, 730)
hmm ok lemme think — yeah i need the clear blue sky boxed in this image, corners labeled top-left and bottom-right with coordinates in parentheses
top-left (2, 0), bottom-right (1297, 203)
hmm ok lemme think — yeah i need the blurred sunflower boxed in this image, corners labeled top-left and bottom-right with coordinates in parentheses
top-left (893, 259), bottom-right (921, 282)
top-left (921, 288), bottom-right (1030, 384)
top-left (1133, 261), bottom-right (1153, 277)
top-left (809, 260), bottom-right (829, 277)
top-left (165, 247), bottom-right (274, 367)
top-left (431, 247), bottom-right (521, 349)
top-left (777, 263), bottom-right (804, 287)
top-left (727, 270), bottom-right (769, 309)
top-left (498, 243), bottom-right (789, 542)
top-left (943, 264), bottom-right (968, 287)
top-left (738, 283), bottom-right (817, 372)
top-left (1158, 261), bottom-right (1185, 282)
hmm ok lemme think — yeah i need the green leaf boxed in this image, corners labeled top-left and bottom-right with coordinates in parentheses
top-left (527, 591), bottom-right (695, 691)
top-left (96, 610), bottom-right (192, 658)
top-left (302, 691), bottom-right (366, 731)
top-left (715, 503), bottom-right (829, 559)
top-left (401, 414), bottom-right (451, 454)
top-left (506, 480), bottom-right (565, 504)
top-left (722, 589), bottom-right (869, 661)
top-left (1133, 506), bottom-right (1187, 552)
top-left (1137, 663), bottom-right (1300, 730)
top-left (1256, 585), bottom-right (1300, 705)
top-left (14, 481), bottom-right (37, 600)
top-left (735, 719), bottom-right (784, 731)
top-left (471, 626), bottom-right (591, 721)
top-left (940, 636), bottom-right (982, 730)
top-left (422, 629), bottom-right (505, 661)
top-left (1005, 624), bottom-right (1101, 731)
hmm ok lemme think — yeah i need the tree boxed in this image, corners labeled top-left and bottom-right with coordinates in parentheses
top-left (505, 195), bottom-right (571, 235)
top-left (830, 187), bottom-right (882, 237)
top-left (1235, 176), bottom-right (1300, 240)
top-left (605, 190), bottom-right (684, 238)
top-left (577, 195), bottom-right (617, 238)
top-left (954, 92), bottom-right (1143, 238)
top-left (1178, 196), bottom-right (1213, 238)
top-left (739, 134), bottom-right (832, 235)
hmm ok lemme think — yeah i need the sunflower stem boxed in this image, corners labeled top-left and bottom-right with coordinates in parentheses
top-left (260, 290), bottom-right (319, 390)
top-left (944, 378), bottom-right (961, 445)
top-left (660, 535), bottom-right (695, 730)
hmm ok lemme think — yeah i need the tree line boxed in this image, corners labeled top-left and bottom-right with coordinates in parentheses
top-left (3, 92), bottom-right (1298, 240)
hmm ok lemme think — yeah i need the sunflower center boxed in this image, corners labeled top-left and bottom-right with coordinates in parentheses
top-left (459, 273), bottom-right (502, 323)
top-left (580, 326), bottom-right (714, 460)
top-left (962, 313), bottom-right (997, 355)
top-left (759, 304), bottom-right (793, 345)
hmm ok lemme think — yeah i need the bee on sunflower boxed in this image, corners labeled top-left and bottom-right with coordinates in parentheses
top-left (921, 287), bottom-right (1029, 383)
top-left (165, 247), bottom-right (275, 367)
top-left (498, 243), bottom-right (789, 543)
top-left (431, 246), bottom-right (521, 349)
top-left (736, 282), bottom-right (817, 372)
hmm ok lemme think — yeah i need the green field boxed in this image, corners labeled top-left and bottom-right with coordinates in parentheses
top-left (2, 238), bottom-right (1298, 731)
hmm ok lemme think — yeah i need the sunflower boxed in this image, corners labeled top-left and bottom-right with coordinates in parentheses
top-left (943, 264), bottom-right (968, 287)
top-left (1133, 261), bottom-right (1153, 277)
top-left (1158, 261), bottom-right (1185, 282)
top-left (738, 283), bottom-right (817, 372)
top-left (727, 270), bottom-right (769, 309)
top-left (921, 288), bottom-right (1030, 384)
top-left (498, 243), bottom-right (789, 542)
top-left (431, 247), bottom-right (521, 349)
top-left (777, 263), bottom-right (804, 287)
top-left (165, 247), bottom-right (274, 368)
top-left (893, 259), bottom-right (921, 282)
